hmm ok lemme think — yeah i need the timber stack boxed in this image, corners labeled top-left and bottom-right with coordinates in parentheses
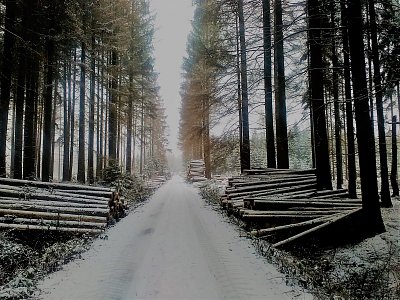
top-left (220, 168), bottom-right (362, 248)
top-left (0, 178), bottom-right (121, 235)
top-left (187, 160), bottom-right (206, 183)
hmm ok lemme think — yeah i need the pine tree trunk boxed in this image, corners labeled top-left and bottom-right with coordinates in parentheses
top-left (203, 94), bottom-right (211, 179)
top-left (77, 42), bottom-right (86, 183)
top-left (63, 56), bottom-right (71, 181)
top-left (97, 45), bottom-right (105, 178)
top-left (42, 38), bottom-right (55, 182)
top-left (307, 0), bottom-right (332, 190)
top-left (274, 0), bottom-right (289, 169)
top-left (367, 0), bottom-right (392, 207)
top-left (340, 1), bottom-right (357, 198)
top-left (390, 114), bottom-right (399, 196)
top-left (23, 59), bottom-right (39, 180)
top-left (50, 74), bottom-right (58, 180)
top-left (237, 0), bottom-right (250, 172)
top-left (88, 34), bottom-right (96, 184)
top-left (347, 0), bottom-right (385, 233)
top-left (126, 75), bottom-right (133, 175)
top-left (262, 0), bottom-right (276, 168)
top-left (14, 45), bottom-right (27, 180)
top-left (108, 50), bottom-right (118, 164)
top-left (331, 5), bottom-right (343, 189)
top-left (235, 11), bottom-right (243, 171)
top-left (69, 49), bottom-right (77, 181)
top-left (10, 101), bottom-right (16, 177)
top-left (0, 0), bottom-right (17, 177)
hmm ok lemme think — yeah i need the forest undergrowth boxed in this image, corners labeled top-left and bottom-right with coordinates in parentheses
top-left (200, 180), bottom-right (400, 300)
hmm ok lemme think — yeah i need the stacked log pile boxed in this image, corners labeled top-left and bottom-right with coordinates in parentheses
top-left (220, 169), bottom-right (362, 248)
top-left (147, 175), bottom-right (169, 189)
top-left (0, 178), bottom-right (115, 234)
top-left (187, 160), bottom-right (206, 182)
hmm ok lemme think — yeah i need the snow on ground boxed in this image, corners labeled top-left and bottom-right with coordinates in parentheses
top-left (36, 175), bottom-right (311, 300)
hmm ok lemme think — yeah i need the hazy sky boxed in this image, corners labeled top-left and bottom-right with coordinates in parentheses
top-left (149, 0), bottom-right (195, 155)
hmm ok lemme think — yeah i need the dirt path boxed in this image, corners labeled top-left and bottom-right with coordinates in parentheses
top-left (37, 176), bottom-right (311, 300)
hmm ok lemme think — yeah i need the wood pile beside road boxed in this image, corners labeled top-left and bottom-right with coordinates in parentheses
top-left (220, 168), bottom-right (362, 248)
top-left (0, 178), bottom-right (115, 235)
top-left (187, 160), bottom-right (206, 183)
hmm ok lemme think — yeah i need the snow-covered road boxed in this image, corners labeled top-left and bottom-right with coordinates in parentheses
top-left (37, 176), bottom-right (311, 300)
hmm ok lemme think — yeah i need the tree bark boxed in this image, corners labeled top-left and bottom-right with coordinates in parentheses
top-left (63, 56), bottom-right (71, 181)
top-left (88, 34), bottom-right (96, 184)
top-left (77, 42), bottom-right (86, 183)
top-left (23, 58), bottom-right (39, 180)
top-left (390, 115), bottom-right (399, 196)
top-left (274, 0), bottom-right (289, 169)
top-left (347, 0), bottom-right (385, 233)
top-left (262, 0), bottom-right (276, 168)
top-left (340, 1), bottom-right (357, 198)
top-left (126, 75), bottom-right (133, 174)
top-left (367, 0), bottom-right (392, 207)
top-left (69, 49), bottom-right (77, 181)
top-left (14, 43), bottom-right (27, 180)
top-left (237, 0), bottom-right (250, 172)
top-left (108, 50), bottom-right (118, 164)
top-left (42, 38), bottom-right (55, 182)
top-left (307, 0), bottom-right (332, 190)
top-left (0, 0), bottom-right (17, 177)
top-left (331, 4), bottom-right (343, 189)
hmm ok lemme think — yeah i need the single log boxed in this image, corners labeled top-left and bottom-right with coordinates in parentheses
top-left (311, 192), bottom-right (350, 199)
top-left (273, 208), bottom-right (362, 248)
top-left (275, 188), bottom-right (317, 198)
top-left (227, 182), bottom-right (317, 199)
top-left (242, 209), bottom-right (344, 216)
top-left (242, 214), bottom-right (327, 220)
top-left (232, 175), bottom-right (317, 188)
top-left (0, 188), bottom-right (108, 205)
top-left (226, 178), bottom-right (317, 194)
top-left (243, 168), bottom-right (316, 176)
top-left (50, 189), bottom-right (112, 200)
top-left (0, 208), bottom-right (107, 223)
top-left (311, 188), bottom-right (349, 196)
top-left (0, 217), bottom-right (106, 229)
top-left (0, 177), bottom-right (112, 192)
top-left (0, 198), bottom-right (108, 209)
top-left (0, 203), bottom-right (109, 217)
top-left (0, 184), bottom-right (112, 200)
top-left (247, 173), bottom-right (317, 180)
top-left (251, 215), bottom-right (335, 237)
top-left (251, 199), bottom-right (361, 210)
top-left (0, 222), bottom-right (103, 234)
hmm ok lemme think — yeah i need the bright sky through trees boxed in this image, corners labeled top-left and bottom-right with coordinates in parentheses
top-left (149, 0), bottom-right (195, 155)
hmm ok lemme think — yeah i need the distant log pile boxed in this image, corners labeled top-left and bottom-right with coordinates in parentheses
top-left (0, 178), bottom-right (115, 235)
top-left (187, 160), bottom-right (206, 183)
top-left (147, 175), bottom-right (169, 189)
top-left (220, 168), bottom-right (362, 248)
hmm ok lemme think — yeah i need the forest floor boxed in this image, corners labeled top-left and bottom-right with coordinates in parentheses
top-left (0, 175), bottom-right (399, 299)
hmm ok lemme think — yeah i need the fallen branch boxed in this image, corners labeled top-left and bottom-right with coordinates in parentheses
top-left (273, 208), bottom-right (362, 248)
top-left (251, 215), bottom-right (335, 237)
